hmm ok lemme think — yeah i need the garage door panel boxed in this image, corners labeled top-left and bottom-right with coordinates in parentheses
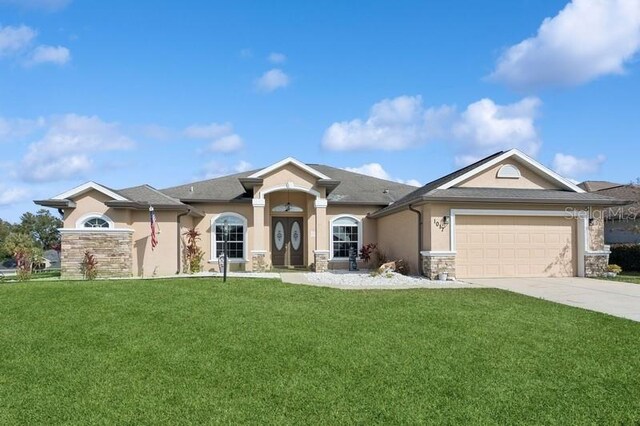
top-left (456, 215), bottom-right (576, 278)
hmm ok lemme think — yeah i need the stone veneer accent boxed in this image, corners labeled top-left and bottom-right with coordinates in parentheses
top-left (314, 251), bottom-right (329, 272)
top-left (61, 231), bottom-right (133, 279)
top-left (585, 253), bottom-right (609, 277)
top-left (421, 254), bottom-right (456, 280)
top-left (251, 251), bottom-right (268, 272)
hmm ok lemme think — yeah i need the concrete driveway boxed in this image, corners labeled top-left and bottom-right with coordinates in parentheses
top-left (463, 277), bottom-right (640, 322)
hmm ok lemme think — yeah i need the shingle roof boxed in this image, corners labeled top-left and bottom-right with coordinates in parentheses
top-left (308, 164), bottom-right (416, 204)
top-left (160, 165), bottom-right (417, 205)
top-left (578, 180), bottom-right (622, 192)
top-left (160, 171), bottom-right (256, 202)
top-left (588, 184), bottom-right (640, 218)
top-left (117, 185), bottom-right (185, 206)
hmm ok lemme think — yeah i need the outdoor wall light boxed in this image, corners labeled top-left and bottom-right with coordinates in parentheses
top-left (589, 217), bottom-right (595, 226)
top-left (442, 216), bottom-right (449, 225)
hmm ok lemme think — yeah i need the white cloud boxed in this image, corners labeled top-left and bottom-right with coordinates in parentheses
top-left (322, 95), bottom-right (542, 164)
top-left (0, 0), bottom-right (72, 11)
top-left (322, 95), bottom-right (434, 151)
top-left (0, 24), bottom-right (71, 67)
top-left (255, 68), bottom-right (290, 92)
top-left (184, 122), bottom-right (244, 153)
top-left (491, 0), bottom-right (640, 90)
top-left (345, 163), bottom-right (420, 187)
top-left (0, 117), bottom-right (44, 142)
top-left (0, 186), bottom-right (30, 206)
top-left (0, 25), bottom-right (36, 55)
top-left (184, 122), bottom-right (233, 140)
top-left (552, 153), bottom-right (606, 178)
top-left (209, 134), bottom-right (243, 153)
top-left (267, 52), bottom-right (286, 64)
top-left (201, 160), bottom-right (253, 179)
top-left (26, 45), bottom-right (70, 66)
top-left (20, 114), bottom-right (135, 182)
top-left (451, 97), bottom-right (541, 165)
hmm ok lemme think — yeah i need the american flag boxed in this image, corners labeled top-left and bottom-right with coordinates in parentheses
top-left (149, 207), bottom-right (158, 250)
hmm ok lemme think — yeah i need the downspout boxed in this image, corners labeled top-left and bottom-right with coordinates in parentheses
top-left (408, 204), bottom-right (423, 276)
top-left (176, 210), bottom-right (189, 274)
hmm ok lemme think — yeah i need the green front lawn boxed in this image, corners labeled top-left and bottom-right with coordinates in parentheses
top-left (1, 278), bottom-right (639, 424)
top-left (603, 272), bottom-right (640, 285)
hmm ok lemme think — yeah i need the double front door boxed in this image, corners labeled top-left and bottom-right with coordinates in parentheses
top-left (271, 217), bottom-right (304, 267)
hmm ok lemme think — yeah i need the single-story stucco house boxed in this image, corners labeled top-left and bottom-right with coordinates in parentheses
top-left (579, 180), bottom-right (640, 244)
top-left (36, 149), bottom-right (628, 280)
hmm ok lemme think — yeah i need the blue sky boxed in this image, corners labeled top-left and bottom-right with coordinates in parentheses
top-left (1, 0), bottom-right (639, 222)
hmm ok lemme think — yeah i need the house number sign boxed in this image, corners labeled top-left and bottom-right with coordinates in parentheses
top-left (433, 218), bottom-right (448, 231)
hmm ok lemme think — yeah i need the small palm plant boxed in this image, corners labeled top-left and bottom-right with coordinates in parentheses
top-left (183, 228), bottom-right (204, 274)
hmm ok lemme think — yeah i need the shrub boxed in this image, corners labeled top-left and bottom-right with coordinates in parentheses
top-left (607, 264), bottom-right (622, 274)
top-left (183, 228), bottom-right (204, 274)
top-left (609, 244), bottom-right (640, 272)
top-left (3, 232), bottom-right (40, 281)
top-left (359, 243), bottom-right (388, 269)
top-left (80, 250), bottom-right (98, 280)
top-left (359, 243), bottom-right (377, 263)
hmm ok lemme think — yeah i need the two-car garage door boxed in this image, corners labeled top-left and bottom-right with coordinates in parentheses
top-left (456, 215), bottom-right (576, 278)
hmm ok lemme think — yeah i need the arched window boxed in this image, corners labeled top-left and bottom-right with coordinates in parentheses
top-left (212, 213), bottom-right (247, 261)
top-left (330, 216), bottom-right (362, 259)
top-left (76, 213), bottom-right (114, 229)
top-left (497, 164), bottom-right (521, 179)
top-left (84, 217), bottom-right (110, 228)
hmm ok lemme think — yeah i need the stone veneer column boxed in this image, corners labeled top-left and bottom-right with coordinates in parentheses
top-left (421, 252), bottom-right (456, 280)
top-left (584, 253), bottom-right (609, 277)
top-left (60, 230), bottom-right (134, 279)
top-left (314, 198), bottom-right (329, 272)
top-left (251, 198), bottom-right (268, 272)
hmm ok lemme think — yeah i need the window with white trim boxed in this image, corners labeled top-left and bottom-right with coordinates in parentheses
top-left (331, 216), bottom-right (361, 259)
top-left (213, 214), bottom-right (246, 260)
top-left (84, 217), bottom-right (110, 228)
top-left (76, 213), bottom-right (114, 229)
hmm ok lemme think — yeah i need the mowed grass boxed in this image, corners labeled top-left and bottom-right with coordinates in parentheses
top-left (604, 271), bottom-right (640, 285)
top-left (1, 278), bottom-right (639, 424)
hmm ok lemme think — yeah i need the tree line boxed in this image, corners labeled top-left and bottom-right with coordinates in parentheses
top-left (0, 209), bottom-right (63, 276)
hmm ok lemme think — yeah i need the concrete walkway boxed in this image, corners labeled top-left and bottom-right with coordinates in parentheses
top-left (463, 277), bottom-right (640, 322)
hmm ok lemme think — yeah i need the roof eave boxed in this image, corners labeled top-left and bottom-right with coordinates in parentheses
top-left (368, 195), bottom-right (631, 219)
top-left (34, 199), bottom-right (76, 209)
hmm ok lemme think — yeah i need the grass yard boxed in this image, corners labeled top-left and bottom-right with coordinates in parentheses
top-left (1, 278), bottom-right (639, 424)
top-left (603, 271), bottom-right (640, 285)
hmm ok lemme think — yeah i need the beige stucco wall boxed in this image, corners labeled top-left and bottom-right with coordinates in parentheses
top-left (63, 190), bottom-right (131, 228)
top-left (458, 159), bottom-right (562, 190)
top-left (255, 164), bottom-right (326, 199)
top-left (189, 203), bottom-right (254, 273)
top-left (376, 209), bottom-right (420, 274)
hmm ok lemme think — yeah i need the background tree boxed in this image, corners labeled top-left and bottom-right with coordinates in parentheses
top-left (2, 232), bottom-right (42, 279)
top-left (17, 209), bottom-right (62, 250)
top-left (0, 219), bottom-right (16, 259)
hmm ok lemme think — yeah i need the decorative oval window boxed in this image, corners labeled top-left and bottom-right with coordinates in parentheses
top-left (291, 222), bottom-right (301, 251)
top-left (274, 221), bottom-right (285, 251)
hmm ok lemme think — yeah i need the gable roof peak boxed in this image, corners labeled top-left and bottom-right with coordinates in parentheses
top-left (52, 181), bottom-right (129, 201)
top-left (438, 149), bottom-right (585, 193)
top-left (248, 156), bottom-right (331, 180)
